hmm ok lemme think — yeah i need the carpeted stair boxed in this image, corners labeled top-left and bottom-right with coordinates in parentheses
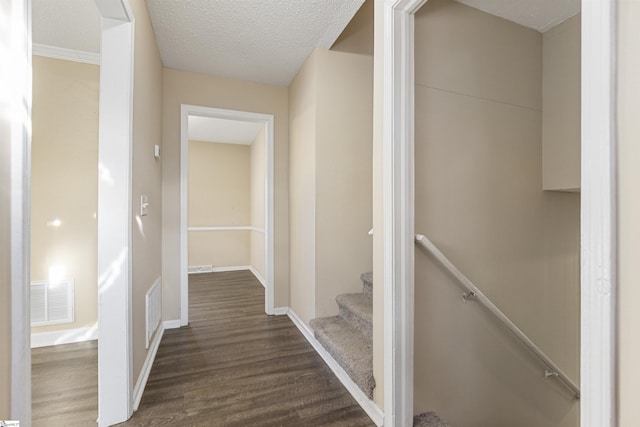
top-left (310, 272), bottom-right (451, 426)
top-left (413, 412), bottom-right (451, 426)
top-left (310, 272), bottom-right (375, 399)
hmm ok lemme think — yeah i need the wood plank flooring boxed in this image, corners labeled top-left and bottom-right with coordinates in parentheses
top-left (32, 340), bottom-right (98, 427)
top-left (31, 271), bottom-right (374, 426)
top-left (118, 270), bottom-right (374, 426)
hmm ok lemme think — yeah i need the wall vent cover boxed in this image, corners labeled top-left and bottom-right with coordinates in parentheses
top-left (30, 279), bottom-right (75, 327)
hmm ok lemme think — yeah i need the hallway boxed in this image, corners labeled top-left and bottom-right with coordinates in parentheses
top-left (118, 270), bottom-right (374, 426)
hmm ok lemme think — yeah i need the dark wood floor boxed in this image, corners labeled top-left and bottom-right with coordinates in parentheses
top-left (31, 270), bottom-right (373, 426)
top-left (32, 340), bottom-right (98, 427)
top-left (119, 270), bottom-right (374, 426)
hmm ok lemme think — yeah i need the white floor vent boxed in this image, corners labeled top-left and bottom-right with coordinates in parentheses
top-left (146, 279), bottom-right (162, 349)
top-left (30, 279), bottom-right (74, 327)
top-left (188, 265), bottom-right (213, 274)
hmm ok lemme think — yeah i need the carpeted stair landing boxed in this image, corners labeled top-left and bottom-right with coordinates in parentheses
top-left (310, 272), bottom-right (451, 426)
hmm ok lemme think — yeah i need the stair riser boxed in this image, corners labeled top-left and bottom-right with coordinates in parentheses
top-left (338, 305), bottom-right (372, 341)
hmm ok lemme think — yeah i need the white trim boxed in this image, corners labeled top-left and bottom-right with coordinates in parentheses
top-left (32, 43), bottom-right (100, 65)
top-left (211, 265), bottom-right (251, 273)
top-left (382, 1), bottom-right (426, 425)
top-left (272, 307), bottom-right (289, 316)
top-left (286, 308), bottom-right (384, 426)
top-left (96, 0), bottom-right (135, 425)
top-left (7, 0), bottom-right (32, 422)
top-left (580, 1), bottom-right (617, 426)
top-left (31, 325), bottom-right (98, 348)
top-left (181, 105), bottom-right (276, 321)
top-left (163, 319), bottom-right (182, 330)
top-left (132, 322), bottom-right (164, 411)
top-left (249, 266), bottom-right (266, 288)
top-left (188, 226), bottom-right (265, 232)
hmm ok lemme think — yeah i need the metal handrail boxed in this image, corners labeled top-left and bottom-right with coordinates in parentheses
top-left (415, 233), bottom-right (580, 399)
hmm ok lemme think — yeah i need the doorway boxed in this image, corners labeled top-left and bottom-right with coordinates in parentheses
top-left (180, 105), bottom-right (275, 324)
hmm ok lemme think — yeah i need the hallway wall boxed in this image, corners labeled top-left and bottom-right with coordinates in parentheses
top-left (413, 1), bottom-right (579, 425)
top-left (31, 55), bottom-right (99, 335)
top-left (130, 0), bottom-right (164, 388)
top-left (288, 48), bottom-right (373, 325)
top-left (618, 1), bottom-right (640, 424)
top-left (188, 140), bottom-right (251, 268)
top-left (162, 68), bottom-right (290, 317)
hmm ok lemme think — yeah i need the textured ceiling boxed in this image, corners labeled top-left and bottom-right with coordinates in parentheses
top-left (188, 116), bottom-right (263, 145)
top-left (456, 0), bottom-right (580, 32)
top-left (32, 0), bottom-right (101, 53)
top-left (146, 0), bottom-right (365, 87)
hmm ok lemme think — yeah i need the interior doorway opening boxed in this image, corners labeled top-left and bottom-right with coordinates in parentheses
top-left (180, 105), bottom-right (275, 324)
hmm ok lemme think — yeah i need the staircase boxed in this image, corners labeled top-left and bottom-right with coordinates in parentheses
top-left (310, 272), bottom-right (375, 399)
top-left (309, 272), bottom-right (451, 427)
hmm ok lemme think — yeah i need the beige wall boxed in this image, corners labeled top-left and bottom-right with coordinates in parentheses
top-left (288, 49), bottom-right (373, 325)
top-left (188, 140), bottom-right (251, 268)
top-left (162, 68), bottom-right (290, 317)
top-left (617, 1), bottom-right (640, 425)
top-left (288, 51), bottom-right (318, 325)
top-left (0, 0), bottom-right (13, 414)
top-left (130, 0), bottom-right (164, 386)
top-left (30, 56), bottom-right (99, 334)
top-left (315, 49), bottom-right (373, 318)
top-left (413, 1), bottom-right (579, 425)
top-left (542, 15), bottom-right (581, 191)
top-left (250, 128), bottom-right (266, 278)
top-left (331, 0), bottom-right (373, 56)
top-left (371, 0), bottom-right (384, 406)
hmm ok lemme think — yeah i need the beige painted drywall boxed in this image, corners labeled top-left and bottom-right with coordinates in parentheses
top-left (0, 0), bottom-right (13, 412)
top-left (162, 68), bottom-right (290, 317)
top-left (315, 49), bottom-right (373, 318)
top-left (371, 0), bottom-right (384, 406)
top-left (188, 140), bottom-right (251, 268)
top-left (130, 0), bottom-right (164, 387)
top-left (250, 128), bottom-right (266, 278)
top-left (413, 1), bottom-right (579, 425)
top-left (288, 49), bottom-right (373, 326)
top-left (30, 56), bottom-right (99, 335)
top-left (617, 1), bottom-right (640, 425)
top-left (542, 15), bottom-right (581, 191)
top-left (288, 51), bottom-right (318, 326)
top-left (331, 0), bottom-right (373, 56)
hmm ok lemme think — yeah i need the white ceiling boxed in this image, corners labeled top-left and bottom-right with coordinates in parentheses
top-left (456, 0), bottom-right (580, 32)
top-left (31, 0), bottom-right (580, 86)
top-left (32, 0), bottom-right (101, 53)
top-left (188, 116), bottom-right (264, 145)
top-left (146, 0), bottom-right (365, 87)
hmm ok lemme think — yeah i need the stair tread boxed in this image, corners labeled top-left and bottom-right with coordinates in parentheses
top-left (414, 412), bottom-right (451, 427)
top-left (309, 315), bottom-right (375, 399)
top-left (336, 293), bottom-right (372, 323)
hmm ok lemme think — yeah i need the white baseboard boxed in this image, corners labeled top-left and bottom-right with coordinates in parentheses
top-left (133, 322), bottom-right (165, 411)
top-left (163, 319), bottom-right (182, 330)
top-left (31, 324), bottom-right (98, 348)
top-left (249, 266), bottom-right (266, 288)
top-left (273, 307), bottom-right (289, 316)
top-left (212, 265), bottom-right (251, 272)
top-left (286, 308), bottom-right (384, 426)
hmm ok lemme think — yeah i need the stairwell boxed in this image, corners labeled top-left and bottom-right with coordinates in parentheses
top-left (309, 272), bottom-right (451, 427)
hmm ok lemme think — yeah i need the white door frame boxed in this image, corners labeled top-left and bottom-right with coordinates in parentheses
top-left (179, 104), bottom-right (276, 323)
top-left (383, 1), bottom-right (618, 427)
top-left (94, 0), bottom-right (135, 425)
top-left (6, 0), bottom-right (33, 424)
